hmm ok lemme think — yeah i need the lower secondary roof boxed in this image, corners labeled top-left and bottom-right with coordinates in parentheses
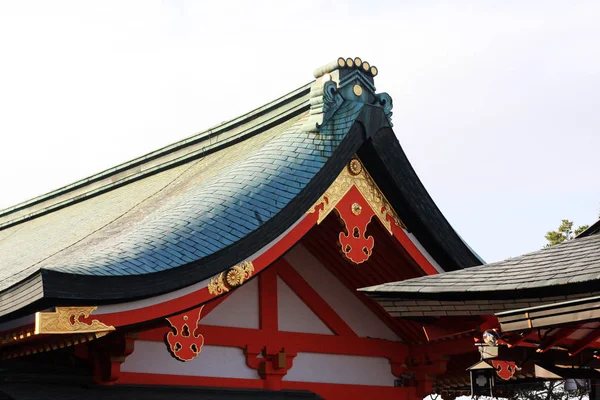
top-left (361, 232), bottom-right (600, 301)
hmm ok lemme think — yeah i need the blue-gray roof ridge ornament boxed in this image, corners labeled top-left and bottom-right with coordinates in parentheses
top-left (302, 57), bottom-right (393, 132)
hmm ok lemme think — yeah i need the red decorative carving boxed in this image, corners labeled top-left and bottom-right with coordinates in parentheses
top-left (335, 186), bottom-right (375, 264)
top-left (492, 360), bottom-right (520, 380)
top-left (166, 305), bottom-right (205, 362)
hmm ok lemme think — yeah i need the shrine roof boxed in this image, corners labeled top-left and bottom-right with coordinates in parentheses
top-left (361, 230), bottom-right (600, 301)
top-left (0, 58), bottom-right (482, 315)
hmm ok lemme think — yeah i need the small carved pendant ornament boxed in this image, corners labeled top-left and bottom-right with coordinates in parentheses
top-left (166, 305), bottom-right (205, 362)
top-left (336, 187), bottom-right (375, 264)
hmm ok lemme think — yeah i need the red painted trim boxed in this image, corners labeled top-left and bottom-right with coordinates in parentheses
top-left (259, 266), bottom-right (278, 331)
top-left (138, 325), bottom-right (407, 358)
top-left (253, 213), bottom-right (319, 269)
top-left (98, 213), bottom-right (319, 327)
top-left (537, 327), bottom-right (578, 353)
top-left (389, 222), bottom-right (438, 276)
top-left (117, 372), bottom-right (415, 400)
top-left (276, 259), bottom-right (357, 337)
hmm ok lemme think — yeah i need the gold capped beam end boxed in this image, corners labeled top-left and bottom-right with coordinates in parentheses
top-left (34, 306), bottom-right (115, 335)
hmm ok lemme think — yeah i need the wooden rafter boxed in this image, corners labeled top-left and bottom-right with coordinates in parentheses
top-left (537, 327), bottom-right (578, 353)
top-left (568, 328), bottom-right (600, 356)
top-left (506, 331), bottom-right (538, 348)
top-left (276, 259), bottom-right (358, 337)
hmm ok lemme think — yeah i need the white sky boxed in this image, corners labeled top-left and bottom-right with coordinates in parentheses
top-left (0, 1), bottom-right (598, 263)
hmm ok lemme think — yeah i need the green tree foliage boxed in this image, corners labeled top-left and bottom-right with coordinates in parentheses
top-left (544, 220), bottom-right (589, 247)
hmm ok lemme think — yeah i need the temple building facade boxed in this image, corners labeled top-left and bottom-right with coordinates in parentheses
top-left (0, 58), bottom-right (488, 399)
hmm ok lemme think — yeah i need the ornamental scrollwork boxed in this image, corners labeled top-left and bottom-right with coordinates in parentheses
top-left (225, 261), bottom-right (254, 287)
top-left (317, 80), bottom-right (344, 130)
top-left (207, 260), bottom-right (255, 296)
top-left (337, 196), bottom-right (375, 264)
top-left (34, 306), bottom-right (115, 335)
top-left (207, 273), bottom-right (229, 296)
top-left (375, 93), bottom-right (393, 126)
top-left (308, 157), bottom-right (405, 233)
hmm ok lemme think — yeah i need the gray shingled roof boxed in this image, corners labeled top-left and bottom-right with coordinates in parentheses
top-left (361, 233), bottom-right (600, 299)
top-left (0, 100), bottom-right (364, 292)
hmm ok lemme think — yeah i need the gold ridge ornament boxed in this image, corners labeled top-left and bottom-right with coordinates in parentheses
top-left (208, 261), bottom-right (254, 296)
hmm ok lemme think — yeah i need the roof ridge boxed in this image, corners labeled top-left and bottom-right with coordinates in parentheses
top-left (0, 82), bottom-right (312, 230)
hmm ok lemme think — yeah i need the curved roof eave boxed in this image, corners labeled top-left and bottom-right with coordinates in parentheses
top-left (0, 104), bottom-right (379, 314)
top-left (357, 126), bottom-right (484, 272)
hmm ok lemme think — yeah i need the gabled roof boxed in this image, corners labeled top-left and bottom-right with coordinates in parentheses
top-left (0, 58), bottom-right (482, 318)
top-left (361, 231), bottom-right (600, 301)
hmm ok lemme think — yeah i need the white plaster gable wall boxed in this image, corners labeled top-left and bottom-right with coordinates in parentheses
top-left (405, 231), bottom-right (444, 273)
top-left (284, 244), bottom-right (398, 341)
top-left (277, 276), bottom-right (333, 335)
top-left (284, 352), bottom-right (396, 386)
top-left (200, 277), bottom-right (259, 329)
top-left (121, 341), bottom-right (258, 379)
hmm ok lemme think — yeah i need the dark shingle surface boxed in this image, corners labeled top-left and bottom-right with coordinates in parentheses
top-left (361, 233), bottom-right (600, 297)
top-left (0, 101), bottom-right (364, 290)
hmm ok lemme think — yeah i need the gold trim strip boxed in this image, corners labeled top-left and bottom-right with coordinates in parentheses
top-left (307, 157), bottom-right (406, 233)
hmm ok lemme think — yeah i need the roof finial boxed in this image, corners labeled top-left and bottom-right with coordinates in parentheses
top-left (302, 57), bottom-right (391, 132)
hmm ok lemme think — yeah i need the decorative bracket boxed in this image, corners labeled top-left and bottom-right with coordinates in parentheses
top-left (245, 345), bottom-right (297, 390)
top-left (88, 333), bottom-right (136, 383)
top-left (307, 157), bottom-right (405, 264)
top-left (336, 188), bottom-right (375, 264)
top-left (305, 57), bottom-right (393, 132)
top-left (165, 305), bottom-right (205, 362)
